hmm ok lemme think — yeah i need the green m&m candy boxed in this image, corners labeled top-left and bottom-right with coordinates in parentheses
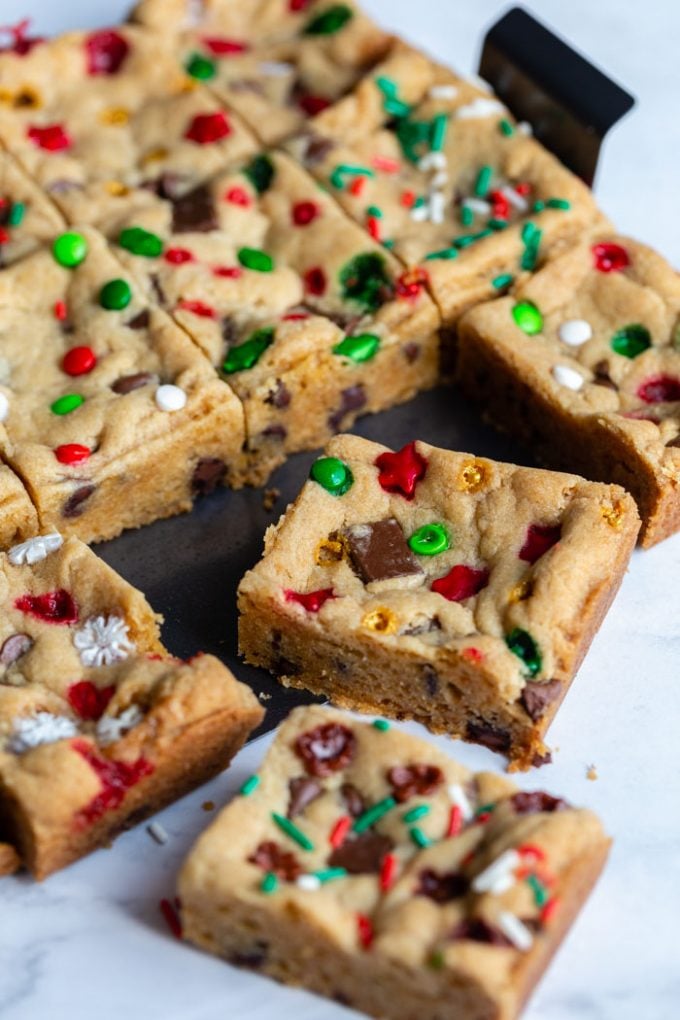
top-left (610, 323), bottom-right (651, 359)
top-left (339, 253), bottom-right (392, 312)
top-left (332, 333), bottom-right (380, 363)
top-left (53, 231), bottom-right (88, 268)
top-left (185, 52), bottom-right (216, 80)
top-left (51, 393), bottom-right (84, 416)
top-left (118, 227), bottom-right (163, 258)
top-left (223, 327), bottom-right (274, 374)
top-left (512, 301), bottom-right (543, 335)
top-left (310, 456), bottom-right (353, 496)
top-left (238, 247), bottom-right (274, 273)
top-left (408, 523), bottom-right (450, 556)
top-left (505, 627), bottom-right (542, 677)
top-left (244, 154), bottom-right (275, 195)
top-left (304, 3), bottom-right (353, 35)
top-left (100, 278), bottom-right (132, 310)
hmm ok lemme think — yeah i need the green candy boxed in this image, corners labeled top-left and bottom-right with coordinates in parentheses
top-left (610, 323), bottom-right (651, 359)
top-left (8, 202), bottom-right (25, 227)
top-left (223, 327), bottom-right (274, 374)
top-left (185, 52), bottom-right (216, 80)
top-left (304, 4), bottom-right (353, 35)
top-left (332, 333), bottom-right (380, 363)
top-left (100, 278), bottom-right (132, 310)
top-left (408, 522), bottom-right (450, 556)
top-left (339, 253), bottom-right (392, 312)
top-left (238, 247), bottom-right (274, 272)
top-left (505, 628), bottom-right (542, 677)
top-left (310, 456), bottom-right (353, 496)
top-left (260, 872), bottom-right (278, 894)
top-left (512, 301), bottom-right (543, 335)
top-left (51, 393), bottom-right (84, 416)
top-left (53, 231), bottom-right (88, 268)
top-left (244, 153), bottom-right (275, 195)
top-left (118, 227), bottom-right (163, 258)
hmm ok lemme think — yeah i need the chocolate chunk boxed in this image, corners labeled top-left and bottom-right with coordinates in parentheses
top-left (265, 380), bottom-right (291, 409)
top-left (401, 616), bottom-right (442, 637)
top-left (127, 309), bottom-right (151, 330)
top-left (112, 372), bottom-right (157, 394)
top-left (466, 720), bottom-right (511, 754)
top-left (301, 132), bottom-right (336, 166)
top-left (287, 776), bottom-right (322, 819)
top-left (450, 918), bottom-right (512, 946)
top-left (0, 633), bottom-right (33, 666)
top-left (417, 868), bottom-right (468, 903)
top-left (520, 678), bottom-right (562, 721)
top-left (327, 384), bottom-right (367, 432)
top-left (261, 424), bottom-right (287, 441)
top-left (403, 342), bottom-right (421, 364)
top-left (295, 723), bottom-right (356, 777)
top-left (62, 484), bottom-right (95, 518)
top-left (340, 782), bottom-right (365, 817)
top-left (171, 183), bottom-right (218, 233)
top-left (328, 831), bottom-right (393, 874)
top-left (222, 317), bottom-right (238, 349)
top-left (421, 664), bottom-right (439, 696)
top-left (531, 749), bottom-right (553, 768)
top-left (248, 840), bottom-right (302, 881)
top-left (388, 764), bottom-right (443, 803)
top-left (510, 791), bottom-right (568, 815)
top-left (192, 458), bottom-right (226, 496)
top-left (342, 518), bottom-right (423, 585)
top-left (593, 359), bottom-right (618, 390)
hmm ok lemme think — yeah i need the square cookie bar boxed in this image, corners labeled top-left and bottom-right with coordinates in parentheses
top-left (0, 25), bottom-right (258, 227)
top-left (238, 434), bottom-right (639, 768)
top-left (0, 148), bottom-right (65, 265)
top-left (179, 705), bottom-right (610, 1020)
top-left (109, 151), bottom-right (439, 483)
top-left (0, 226), bottom-right (245, 544)
top-left (457, 234), bottom-right (680, 546)
top-left (0, 463), bottom-right (38, 550)
top-left (0, 534), bottom-right (264, 878)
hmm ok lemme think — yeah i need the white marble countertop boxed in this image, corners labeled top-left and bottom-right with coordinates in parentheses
top-left (1, 2), bottom-right (679, 1018)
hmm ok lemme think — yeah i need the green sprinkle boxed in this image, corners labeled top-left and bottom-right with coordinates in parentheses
top-left (487, 218), bottom-right (508, 231)
top-left (460, 204), bottom-right (474, 227)
top-left (8, 202), bottom-right (25, 226)
top-left (238, 247), bottom-right (274, 272)
top-left (310, 456), bottom-right (353, 496)
top-left (512, 301), bottom-right (543, 335)
top-left (372, 719), bottom-right (390, 731)
top-left (532, 200), bottom-right (546, 212)
top-left (611, 323), bottom-right (651, 359)
top-left (384, 238), bottom-right (395, 249)
top-left (100, 278), bottom-right (132, 310)
top-left (53, 231), bottom-right (88, 268)
top-left (413, 196), bottom-right (427, 209)
top-left (521, 227), bottom-right (542, 271)
top-left (332, 332), bottom-right (380, 363)
top-left (429, 950), bottom-right (445, 970)
top-left (499, 118), bottom-right (515, 137)
top-left (244, 153), bottom-right (275, 194)
top-left (339, 252), bottom-right (392, 312)
top-left (375, 76), bottom-right (397, 98)
top-left (330, 163), bottom-right (375, 189)
top-left (527, 873), bottom-right (548, 906)
top-left (384, 97), bottom-right (412, 118)
top-left (424, 247), bottom-right (458, 261)
top-left (546, 197), bottom-right (571, 210)
top-left (366, 205), bottom-right (383, 219)
top-left (403, 804), bottom-right (430, 824)
top-left (51, 393), bottom-right (84, 416)
top-left (185, 51), bottom-right (216, 80)
top-left (430, 113), bottom-right (448, 153)
top-left (304, 3), bottom-right (353, 35)
top-left (395, 117), bottom-right (431, 163)
top-left (239, 774), bottom-right (260, 796)
top-left (521, 221), bottom-right (538, 243)
top-left (453, 229), bottom-right (493, 249)
top-left (474, 165), bottom-right (493, 197)
top-left (271, 812), bottom-right (314, 851)
top-left (475, 802), bottom-right (496, 817)
top-left (408, 522), bottom-right (450, 556)
top-left (313, 867), bottom-right (348, 883)
top-left (410, 826), bottom-right (432, 849)
top-left (492, 273), bottom-right (514, 290)
top-left (505, 627), bottom-right (542, 677)
top-left (261, 872), bottom-right (278, 894)
top-left (118, 226), bottom-right (163, 258)
top-left (223, 327), bottom-right (274, 373)
top-left (353, 796), bottom-right (397, 834)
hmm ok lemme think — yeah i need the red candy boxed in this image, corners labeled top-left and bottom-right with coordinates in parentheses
top-left (396, 267), bottom-right (428, 300)
top-left (224, 185), bottom-right (251, 206)
top-left (62, 346), bottom-right (96, 376)
top-left (285, 588), bottom-right (335, 613)
top-left (164, 247), bottom-right (194, 264)
top-left (303, 266), bottom-right (327, 296)
top-left (213, 266), bottom-right (242, 279)
top-left (54, 300), bottom-right (68, 321)
top-left (15, 589), bottom-right (78, 624)
top-left (67, 681), bottom-right (115, 721)
top-left (201, 36), bottom-right (248, 55)
top-left (519, 523), bottom-right (561, 563)
top-left (431, 565), bottom-right (489, 602)
top-left (292, 200), bottom-right (320, 226)
top-left (27, 124), bottom-right (71, 152)
top-left (297, 94), bottom-right (331, 116)
top-left (85, 30), bottom-right (130, 75)
top-left (592, 242), bottom-right (630, 273)
top-left (185, 112), bottom-right (231, 144)
top-left (375, 441), bottom-right (427, 500)
top-left (72, 739), bottom-right (154, 828)
top-left (55, 443), bottom-right (91, 465)
top-left (177, 299), bottom-right (216, 318)
top-left (636, 375), bottom-right (680, 404)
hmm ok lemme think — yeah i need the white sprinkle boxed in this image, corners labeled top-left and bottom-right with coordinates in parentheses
top-left (498, 911), bottom-right (534, 951)
top-left (97, 704), bottom-right (144, 746)
top-left (431, 170), bottom-right (449, 188)
top-left (74, 615), bottom-right (135, 668)
top-left (466, 73), bottom-right (493, 94)
top-left (418, 151), bottom-right (447, 172)
top-left (501, 186), bottom-right (529, 213)
top-left (429, 191), bottom-right (446, 224)
top-left (8, 532), bottom-right (63, 566)
top-left (296, 875), bottom-right (321, 891)
top-left (155, 384), bottom-right (187, 412)
top-left (447, 783), bottom-right (474, 822)
top-left (7, 712), bottom-right (78, 754)
top-left (455, 97), bottom-right (505, 120)
top-left (558, 319), bottom-right (593, 347)
top-left (518, 121), bottom-right (533, 136)
top-left (147, 822), bottom-right (169, 845)
top-left (471, 849), bottom-right (519, 894)
top-left (552, 364), bottom-right (584, 391)
top-left (410, 202), bottom-right (430, 223)
top-left (258, 61), bottom-right (293, 77)
top-left (464, 198), bottom-right (491, 215)
top-left (0, 391), bottom-right (8, 422)
top-left (429, 84), bottom-right (459, 101)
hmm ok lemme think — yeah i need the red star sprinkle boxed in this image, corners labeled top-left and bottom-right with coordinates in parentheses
top-left (636, 375), bottom-right (680, 404)
top-left (67, 681), bottom-right (115, 721)
top-left (85, 30), bottom-right (130, 75)
top-left (185, 112), bottom-right (231, 145)
top-left (374, 441), bottom-right (427, 499)
top-left (27, 124), bottom-right (72, 152)
top-left (292, 200), bottom-right (320, 226)
top-left (55, 443), bottom-right (91, 465)
top-left (62, 346), bottom-right (96, 376)
top-left (519, 523), bottom-right (561, 563)
top-left (303, 265), bottom-right (327, 296)
top-left (15, 589), bottom-right (78, 624)
top-left (431, 565), bottom-right (489, 602)
top-left (592, 242), bottom-right (630, 273)
top-left (201, 36), bottom-right (248, 55)
top-left (72, 739), bottom-right (154, 827)
top-left (284, 588), bottom-right (336, 612)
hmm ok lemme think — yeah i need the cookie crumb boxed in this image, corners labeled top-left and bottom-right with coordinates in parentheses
top-left (259, 691), bottom-right (272, 701)
top-left (586, 764), bottom-right (598, 781)
top-left (202, 800), bottom-right (215, 812)
top-left (263, 488), bottom-right (280, 511)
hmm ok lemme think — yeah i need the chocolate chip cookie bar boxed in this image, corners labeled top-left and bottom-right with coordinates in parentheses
top-left (0, 534), bottom-right (264, 878)
top-left (110, 151), bottom-right (439, 483)
top-left (0, 148), bottom-right (65, 265)
top-left (0, 225), bottom-right (245, 544)
top-left (179, 705), bottom-right (610, 1020)
top-left (457, 234), bottom-right (680, 546)
top-left (238, 434), bottom-right (639, 767)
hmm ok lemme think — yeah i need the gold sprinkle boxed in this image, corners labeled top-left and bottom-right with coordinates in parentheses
top-left (315, 536), bottom-right (345, 566)
top-left (362, 607), bottom-right (398, 635)
top-left (601, 501), bottom-right (625, 529)
top-left (508, 578), bottom-right (533, 604)
top-left (457, 458), bottom-right (491, 493)
top-left (105, 180), bottom-right (130, 196)
top-left (13, 86), bottom-right (41, 110)
top-left (141, 146), bottom-right (169, 165)
top-left (100, 106), bottom-right (130, 126)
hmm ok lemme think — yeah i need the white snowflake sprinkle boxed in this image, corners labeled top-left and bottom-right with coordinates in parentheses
top-left (7, 712), bottom-right (78, 754)
top-left (73, 615), bottom-right (135, 668)
top-left (8, 532), bottom-right (63, 566)
top-left (96, 704), bottom-right (144, 746)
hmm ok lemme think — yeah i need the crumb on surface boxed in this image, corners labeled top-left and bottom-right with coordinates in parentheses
top-left (259, 691), bottom-right (272, 700)
top-left (202, 800), bottom-right (215, 812)
top-left (586, 764), bottom-right (598, 781)
top-left (263, 488), bottom-right (280, 511)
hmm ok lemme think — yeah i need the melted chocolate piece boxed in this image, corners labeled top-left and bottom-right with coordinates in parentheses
top-left (328, 831), bottom-right (393, 874)
top-left (127, 309), bottom-right (151, 330)
top-left (265, 379), bottom-right (291, 409)
top-left (342, 518), bottom-right (423, 585)
top-left (295, 723), bottom-right (356, 777)
top-left (450, 918), bottom-right (512, 946)
top-left (666, 435), bottom-right (680, 448)
top-left (248, 840), bottom-right (302, 880)
top-left (340, 782), bottom-right (365, 817)
top-left (403, 342), bottom-right (421, 364)
top-left (417, 868), bottom-right (468, 903)
top-left (301, 132), bottom-right (337, 166)
top-left (222, 317), bottom-right (238, 349)
top-left (401, 617), bottom-right (442, 637)
top-left (112, 371), bottom-right (157, 394)
top-left (62, 484), bottom-right (95, 518)
top-left (287, 776), bottom-right (323, 819)
top-left (327, 384), bottom-right (366, 432)
top-left (231, 943), bottom-right (268, 969)
top-left (466, 720), bottom-right (511, 754)
top-left (531, 749), bottom-right (553, 767)
top-left (520, 678), bottom-right (562, 721)
top-left (171, 183), bottom-right (218, 233)
top-left (192, 458), bottom-right (226, 496)
top-left (593, 359), bottom-right (618, 390)
top-left (388, 764), bottom-right (443, 803)
top-left (0, 633), bottom-right (33, 666)
top-left (261, 424), bottom-right (287, 441)
top-left (510, 791), bottom-right (568, 815)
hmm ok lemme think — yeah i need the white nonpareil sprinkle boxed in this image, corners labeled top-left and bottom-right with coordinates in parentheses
top-left (7, 712), bottom-right (78, 754)
top-left (155, 384), bottom-right (187, 412)
top-left (471, 849), bottom-right (520, 894)
top-left (558, 319), bottom-right (593, 347)
top-left (464, 198), bottom-right (492, 215)
top-left (498, 911), bottom-right (534, 951)
top-left (418, 151), bottom-right (447, 172)
top-left (258, 61), bottom-right (293, 77)
top-left (447, 783), bottom-right (474, 822)
top-left (552, 364), bottom-right (585, 391)
top-left (501, 185), bottom-right (529, 213)
top-left (0, 391), bottom-right (8, 423)
top-left (147, 822), bottom-right (169, 845)
top-left (73, 615), bottom-right (136, 668)
top-left (8, 532), bottom-right (63, 566)
top-left (455, 97), bottom-right (506, 120)
top-left (428, 84), bottom-right (459, 101)
top-left (296, 875), bottom-right (322, 891)
top-left (429, 191), bottom-right (446, 224)
top-left (96, 704), bottom-right (144, 746)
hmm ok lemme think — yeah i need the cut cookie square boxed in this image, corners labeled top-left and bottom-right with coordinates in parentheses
top-left (0, 463), bottom-right (39, 550)
top-left (457, 234), bottom-right (680, 547)
top-left (0, 226), bottom-right (246, 543)
top-left (108, 151), bottom-right (439, 483)
top-left (0, 25), bottom-right (258, 228)
top-left (0, 148), bottom-right (66, 265)
top-left (179, 705), bottom-right (610, 1020)
top-left (0, 534), bottom-right (264, 878)
top-left (238, 434), bottom-right (639, 767)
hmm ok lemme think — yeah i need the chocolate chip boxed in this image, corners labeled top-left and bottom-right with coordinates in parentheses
top-left (450, 919), bottom-right (511, 946)
top-left (340, 782), bottom-right (365, 817)
top-left (295, 723), bottom-right (356, 777)
top-left (191, 458), bottom-right (226, 496)
top-left (62, 484), bottom-right (95, 518)
top-left (416, 868), bottom-right (468, 903)
top-left (261, 424), bottom-right (287, 441)
top-left (387, 764), bottom-right (443, 803)
top-left (666, 435), bottom-right (680, 448)
top-left (222, 317), bottom-right (238, 349)
top-left (403, 342), bottom-right (421, 364)
top-left (421, 664), bottom-right (439, 697)
top-left (328, 831), bottom-right (393, 874)
top-left (301, 133), bottom-right (336, 166)
top-left (0, 633), bottom-right (33, 666)
top-left (400, 617), bottom-right (441, 637)
top-left (112, 372), bottom-right (157, 394)
top-left (127, 309), bottom-right (150, 330)
top-left (510, 791), bottom-right (568, 815)
top-left (171, 183), bottom-right (218, 233)
top-left (287, 776), bottom-right (323, 819)
top-left (265, 380), bottom-right (291, 409)
top-left (342, 518), bottom-right (423, 585)
top-left (466, 721), bottom-right (511, 754)
top-left (327, 384), bottom-right (367, 432)
top-left (520, 679), bottom-right (562, 722)
top-left (231, 944), bottom-right (268, 969)
top-left (531, 749), bottom-right (553, 767)
top-left (248, 840), bottom-right (302, 881)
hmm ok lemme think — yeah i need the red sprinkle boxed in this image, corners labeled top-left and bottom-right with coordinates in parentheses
top-left (27, 124), bottom-right (71, 152)
top-left (540, 896), bottom-right (560, 925)
top-left (517, 843), bottom-right (547, 863)
top-left (292, 200), bottom-right (320, 226)
top-left (55, 443), bottom-right (91, 465)
top-left (85, 30), bottom-right (130, 75)
top-left (284, 588), bottom-right (335, 613)
top-left (329, 814), bottom-right (351, 849)
top-left (298, 94), bottom-right (331, 116)
top-left (431, 565), bottom-right (489, 602)
top-left (400, 190), bottom-right (416, 208)
top-left (224, 185), bottom-right (251, 207)
top-left (15, 589), bottom-right (78, 624)
top-left (519, 523), bottom-right (561, 564)
top-left (379, 852), bottom-right (397, 891)
top-left (213, 265), bottom-right (242, 279)
top-left (637, 375), bottom-right (680, 404)
top-left (357, 913), bottom-right (374, 949)
top-left (489, 189), bottom-right (510, 219)
top-left (349, 175), bottom-right (367, 197)
top-left (159, 898), bottom-right (183, 939)
top-left (54, 300), bottom-right (68, 321)
top-left (515, 182), bottom-right (532, 196)
top-left (289, 0), bottom-right (313, 10)
top-left (177, 299), bottom-right (216, 318)
top-left (0, 18), bottom-right (43, 55)
top-left (67, 681), bottom-right (115, 721)
top-left (62, 346), bottom-right (96, 376)
top-left (282, 311), bottom-right (309, 321)
top-left (375, 441), bottom-right (427, 500)
top-left (303, 266), bottom-right (327, 296)
top-left (164, 247), bottom-right (194, 264)
top-left (366, 215), bottom-right (381, 241)
top-left (72, 739), bottom-right (154, 827)
top-left (396, 267), bottom-right (428, 300)
top-left (185, 111), bottom-right (231, 144)
top-left (460, 646), bottom-right (484, 664)
top-left (201, 36), bottom-right (248, 55)
top-left (372, 155), bottom-right (400, 174)
top-left (592, 242), bottom-right (630, 274)
top-left (446, 804), bottom-right (463, 838)
top-left (0, 228), bottom-right (9, 244)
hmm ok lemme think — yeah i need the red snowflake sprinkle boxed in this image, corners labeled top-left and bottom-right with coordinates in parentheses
top-left (201, 36), bottom-right (248, 55)
top-left (592, 242), bottom-right (630, 273)
top-left (55, 443), bottom-right (91, 465)
top-left (164, 247), bottom-right (194, 264)
top-left (431, 565), bottom-right (489, 602)
top-left (72, 738), bottom-right (154, 827)
top-left (62, 346), bottom-right (96, 376)
top-left (519, 523), bottom-right (561, 563)
top-left (27, 124), bottom-right (72, 152)
top-left (636, 374), bottom-right (680, 404)
top-left (284, 588), bottom-right (335, 612)
top-left (15, 589), bottom-right (78, 624)
top-left (67, 681), bottom-right (115, 721)
top-left (303, 265), bottom-right (327, 295)
top-left (177, 299), bottom-right (216, 318)
top-left (185, 111), bottom-right (231, 144)
top-left (224, 185), bottom-right (251, 206)
top-left (85, 30), bottom-right (130, 75)
top-left (292, 200), bottom-right (320, 226)
top-left (374, 441), bottom-right (427, 499)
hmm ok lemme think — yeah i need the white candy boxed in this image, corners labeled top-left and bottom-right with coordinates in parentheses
top-left (447, 783), bottom-right (474, 822)
top-left (8, 532), bottom-right (63, 566)
top-left (296, 875), bottom-right (322, 891)
top-left (97, 704), bottom-right (144, 747)
top-left (7, 712), bottom-right (78, 754)
top-left (552, 364), bottom-right (585, 391)
top-left (155, 384), bottom-right (187, 412)
top-left (471, 849), bottom-right (519, 894)
top-left (428, 84), bottom-right (458, 100)
top-left (456, 97), bottom-right (506, 120)
top-left (0, 391), bottom-right (8, 422)
top-left (74, 615), bottom-right (135, 668)
top-left (498, 911), bottom-right (534, 951)
top-left (558, 319), bottom-right (593, 347)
